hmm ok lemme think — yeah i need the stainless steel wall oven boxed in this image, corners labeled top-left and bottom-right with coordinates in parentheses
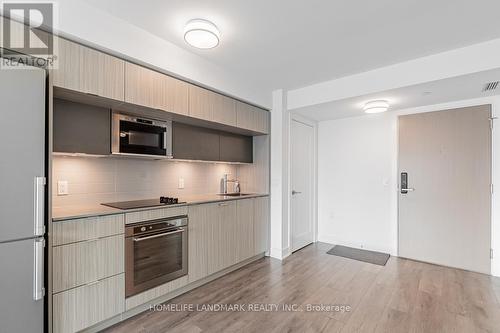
top-left (125, 216), bottom-right (188, 297)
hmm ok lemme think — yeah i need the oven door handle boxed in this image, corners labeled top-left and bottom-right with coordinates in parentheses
top-left (133, 228), bottom-right (184, 242)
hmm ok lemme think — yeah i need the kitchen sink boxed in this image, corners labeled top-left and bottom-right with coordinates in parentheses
top-left (218, 193), bottom-right (252, 197)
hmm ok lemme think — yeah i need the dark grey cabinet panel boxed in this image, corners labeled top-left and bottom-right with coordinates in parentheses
top-left (54, 98), bottom-right (111, 155)
top-left (173, 122), bottom-right (253, 163)
top-left (172, 122), bottom-right (220, 161)
top-left (220, 133), bottom-right (253, 163)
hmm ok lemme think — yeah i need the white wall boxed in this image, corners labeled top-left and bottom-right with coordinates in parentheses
top-left (50, 0), bottom-right (270, 108)
top-left (318, 114), bottom-right (397, 254)
top-left (317, 96), bottom-right (500, 276)
top-left (270, 89), bottom-right (291, 259)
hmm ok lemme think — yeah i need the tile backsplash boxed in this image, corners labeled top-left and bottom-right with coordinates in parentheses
top-left (52, 156), bottom-right (239, 207)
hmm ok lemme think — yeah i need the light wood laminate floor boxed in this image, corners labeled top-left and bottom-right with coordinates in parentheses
top-left (105, 243), bottom-right (500, 333)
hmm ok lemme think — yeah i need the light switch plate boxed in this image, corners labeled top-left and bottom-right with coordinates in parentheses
top-left (57, 180), bottom-right (68, 196)
top-left (178, 178), bottom-right (185, 189)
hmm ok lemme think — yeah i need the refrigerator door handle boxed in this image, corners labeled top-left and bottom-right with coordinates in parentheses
top-left (33, 238), bottom-right (45, 301)
top-left (34, 177), bottom-right (46, 236)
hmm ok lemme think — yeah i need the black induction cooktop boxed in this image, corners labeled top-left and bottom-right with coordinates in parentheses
top-left (102, 197), bottom-right (185, 210)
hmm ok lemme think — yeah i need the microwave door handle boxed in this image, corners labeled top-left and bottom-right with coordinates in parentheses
top-left (163, 131), bottom-right (167, 150)
top-left (133, 228), bottom-right (184, 242)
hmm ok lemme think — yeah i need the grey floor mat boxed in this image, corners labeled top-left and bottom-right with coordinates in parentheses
top-left (327, 245), bottom-right (390, 266)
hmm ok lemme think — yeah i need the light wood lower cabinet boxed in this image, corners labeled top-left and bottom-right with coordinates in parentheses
top-left (51, 197), bottom-right (269, 332)
top-left (254, 197), bottom-right (270, 254)
top-left (52, 214), bottom-right (124, 246)
top-left (190, 198), bottom-right (267, 278)
top-left (53, 274), bottom-right (125, 333)
top-left (125, 62), bottom-right (188, 116)
top-left (52, 234), bottom-right (124, 293)
top-left (205, 201), bottom-right (237, 274)
top-left (53, 38), bottom-right (125, 101)
top-left (236, 199), bottom-right (255, 261)
top-left (187, 204), bottom-right (212, 282)
top-left (125, 276), bottom-right (188, 311)
top-left (188, 201), bottom-right (238, 278)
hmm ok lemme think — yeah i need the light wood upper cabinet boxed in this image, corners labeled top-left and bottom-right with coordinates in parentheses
top-left (189, 85), bottom-right (237, 126)
top-left (125, 63), bottom-right (189, 116)
top-left (53, 38), bottom-right (125, 101)
top-left (254, 196), bottom-right (270, 254)
top-left (236, 101), bottom-right (270, 134)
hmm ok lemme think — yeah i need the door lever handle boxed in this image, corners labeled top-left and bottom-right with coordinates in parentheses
top-left (401, 187), bottom-right (415, 194)
top-left (292, 190), bottom-right (301, 195)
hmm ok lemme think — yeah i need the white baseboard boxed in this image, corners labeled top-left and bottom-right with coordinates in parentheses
top-left (318, 234), bottom-right (396, 256)
top-left (269, 247), bottom-right (291, 260)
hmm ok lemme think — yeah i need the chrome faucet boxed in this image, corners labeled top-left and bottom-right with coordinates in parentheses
top-left (222, 173), bottom-right (240, 194)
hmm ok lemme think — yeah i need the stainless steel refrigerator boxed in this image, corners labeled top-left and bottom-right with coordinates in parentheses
top-left (0, 66), bottom-right (46, 333)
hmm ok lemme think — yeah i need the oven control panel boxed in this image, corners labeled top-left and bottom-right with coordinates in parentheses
top-left (127, 216), bottom-right (188, 237)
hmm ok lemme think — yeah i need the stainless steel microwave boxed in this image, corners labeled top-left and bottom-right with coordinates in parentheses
top-left (112, 113), bottom-right (172, 158)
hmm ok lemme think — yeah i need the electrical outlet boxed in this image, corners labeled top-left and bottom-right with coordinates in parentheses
top-left (178, 178), bottom-right (185, 189)
top-left (57, 180), bottom-right (69, 196)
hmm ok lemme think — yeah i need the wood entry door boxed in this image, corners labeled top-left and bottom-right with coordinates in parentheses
top-left (398, 105), bottom-right (491, 274)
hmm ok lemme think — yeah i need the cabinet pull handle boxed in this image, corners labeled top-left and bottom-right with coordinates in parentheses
top-left (133, 228), bottom-right (184, 242)
top-left (85, 238), bottom-right (99, 243)
top-left (218, 202), bottom-right (229, 207)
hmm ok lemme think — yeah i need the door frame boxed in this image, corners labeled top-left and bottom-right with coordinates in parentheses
top-left (396, 104), bottom-right (493, 274)
top-left (288, 113), bottom-right (318, 253)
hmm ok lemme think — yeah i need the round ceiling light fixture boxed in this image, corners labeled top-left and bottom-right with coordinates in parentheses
top-left (363, 100), bottom-right (390, 114)
top-left (184, 19), bottom-right (220, 49)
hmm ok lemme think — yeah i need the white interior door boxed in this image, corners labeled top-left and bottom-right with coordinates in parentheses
top-left (291, 119), bottom-right (315, 252)
top-left (398, 105), bottom-right (491, 274)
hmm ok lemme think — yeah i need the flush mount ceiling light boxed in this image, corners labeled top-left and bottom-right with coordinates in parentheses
top-left (363, 100), bottom-right (390, 114)
top-left (184, 19), bottom-right (220, 49)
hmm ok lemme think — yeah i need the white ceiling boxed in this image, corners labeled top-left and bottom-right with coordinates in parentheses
top-left (83, 0), bottom-right (500, 93)
top-left (293, 68), bottom-right (500, 121)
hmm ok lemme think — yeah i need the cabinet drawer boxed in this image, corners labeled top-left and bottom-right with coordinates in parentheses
top-left (125, 276), bottom-right (188, 311)
top-left (53, 274), bottom-right (125, 333)
top-left (52, 214), bottom-right (124, 246)
top-left (125, 206), bottom-right (188, 224)
top-left (53, 234), bottom-right (124, 293)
